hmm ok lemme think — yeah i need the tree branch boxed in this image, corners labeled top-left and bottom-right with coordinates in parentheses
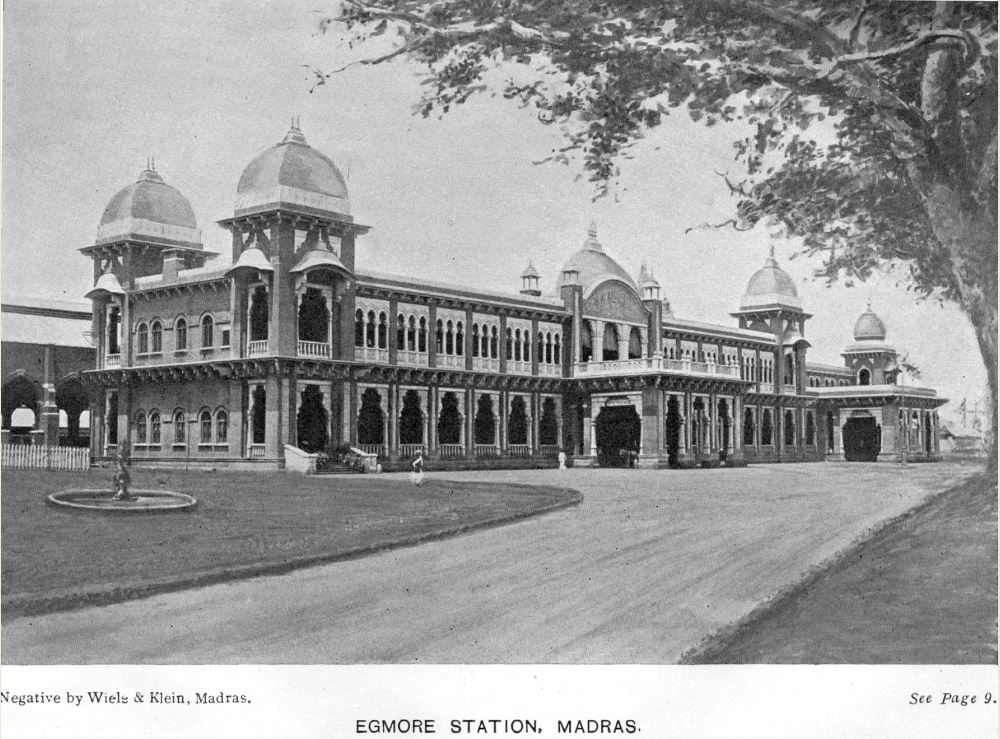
top-left (835, 29), bottom-right (978, 68)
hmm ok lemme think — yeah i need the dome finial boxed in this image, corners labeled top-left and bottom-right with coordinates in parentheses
top-left (583, 221), bottom-right (603, 252)
top-left (139, 155), bottom-right (163, 183)
top-left (282, 117), bottom-right (308, 145)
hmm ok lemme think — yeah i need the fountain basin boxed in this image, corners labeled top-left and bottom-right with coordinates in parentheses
top-left (48, 489), bottom-right (198, 513)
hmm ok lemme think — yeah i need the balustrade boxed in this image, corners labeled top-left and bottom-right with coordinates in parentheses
top-left (506, 444), bottom-right (531, 457)
top-left (298, 340), bottom-right (331, 358)
top-left (247, 340), bottom-right (268, 357)
top-left (354, 346), bottom-right (390, 364)
top-left (105, 354), bottom-right (121, 368)
top-left (248, 444), bottom-right (266, 459)
top-left (472, 358), bottom-right (500, 372)
top-left (357, 444), bottom-right (385, 457)
top-left (438, 444), bottom-right (464, 457)
top-left (399, 444), bottom-right (424, 458)
top-left (474, 444), bottom-right (500, 457)
top-left (397, 350), bottom-right (429, 367)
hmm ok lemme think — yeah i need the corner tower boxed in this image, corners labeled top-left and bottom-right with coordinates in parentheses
top-left (219, 120), bottom-right (370, 360)
top-left (731, 247), bottom-right (811, 394)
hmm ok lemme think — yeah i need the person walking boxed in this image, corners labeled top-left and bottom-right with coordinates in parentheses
top-left (409, 451), bottom-right (425, 486)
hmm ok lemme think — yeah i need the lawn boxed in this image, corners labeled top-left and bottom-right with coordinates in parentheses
top-left (682, 472), bottom-right (997, 664)
top-left (1, 468), bottom-right (580, 617)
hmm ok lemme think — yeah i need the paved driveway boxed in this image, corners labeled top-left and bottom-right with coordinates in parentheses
top-left (2, 462), bottom-right (975, 664)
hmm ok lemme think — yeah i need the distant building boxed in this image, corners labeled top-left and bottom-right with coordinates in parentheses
top-left (1, 299), bottom-right (95, 446)
top-left (74, 122), bottom-right (946, 468)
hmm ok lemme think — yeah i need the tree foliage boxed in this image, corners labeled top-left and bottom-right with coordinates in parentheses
top-left (317, 0), bottom-right (998, 451)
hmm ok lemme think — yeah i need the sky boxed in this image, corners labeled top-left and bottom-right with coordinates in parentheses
top-left (1, 0), bottom-right (990, 423)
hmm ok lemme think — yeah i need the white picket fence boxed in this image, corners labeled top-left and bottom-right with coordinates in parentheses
top-left (2, 445), bottom-right (90, 470)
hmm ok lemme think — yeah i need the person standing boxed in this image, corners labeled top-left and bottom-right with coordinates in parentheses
top-left (410, 451), bottom-right (425, 486)
top-left (558, 448), bottom-right (567, 471)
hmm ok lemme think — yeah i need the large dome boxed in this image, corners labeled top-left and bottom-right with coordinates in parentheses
top-left (740, 249), bottom-right (800, 310)
top-left (96, 165), bottom-right (201, 247)
top-left (853, 306), bottom-right (887, 341)
top-left (235, 121), bottom-right (350, 218)
top-left (557, 224), bottom-right (637, 293)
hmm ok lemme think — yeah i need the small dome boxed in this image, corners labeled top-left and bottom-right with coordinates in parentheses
top-left (637, 263), bottom-right (660, 288)
top-left (557, 223), bottom-right (637, 292)
top-left (854, 305), bottom-right (887, 341)
top-left (235, 120), bottom-right (350, 218)
top-left (740, 248), bottom-right (800, 310)
top-left (96, 164), bottom-right (201, 247)
top-left (84, 270), bottom-right (126, 300)
top-left (521, 261), bottom-right (540, 279)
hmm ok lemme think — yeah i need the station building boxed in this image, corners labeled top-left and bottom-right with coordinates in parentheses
top-left (77, 122), bottom-right (946, 469)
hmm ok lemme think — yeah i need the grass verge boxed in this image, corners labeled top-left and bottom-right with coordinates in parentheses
top-left (2, 468), bottom-right (581, 619)
top-left (681, 472), bottom-right (997, 664)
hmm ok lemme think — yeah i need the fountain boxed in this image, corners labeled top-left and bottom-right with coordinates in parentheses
top-left (48, 447), bottom-right (198, 513)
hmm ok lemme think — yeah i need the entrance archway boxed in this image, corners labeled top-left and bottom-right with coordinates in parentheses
top-left (399, 390), bottom-right (424, 445)
top-left (843, 416), bottom-right (880, 461)
top-left (2, 373), bottom-right (40, 436)
top-left (357, 388), bottom-right (385, 446)
top-left (56, 376), bottom-right (90, 447)
top-left (595, 404), bottom-right (640, 467)
top-left (665, 395), bottom-right (680, 466)
top-left (296, 385), bottom-right (328, 453)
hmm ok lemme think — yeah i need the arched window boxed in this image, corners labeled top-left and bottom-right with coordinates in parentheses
top-left (545, 332), bottom-right (553, 364)
top-left (174, 410), bottom-right (186, 445)
top-left (419, 317), bottom-right (428, 352)
top-left (216, 410), bottom-right (228, 444)
top-left (514, 329), bottom-right (522, 361)
top-left (446, 321), bottom-right (454, 355)
top-left (134, 410), bottom-right (147, 444)
top-left (538, 332), bottom-right (545, 363)
top-left (201, 315), bottom-right (214, 348)
top-left (149, 411), bottom-right (161, 445)
top-left (554, 335), bottom-right (561, 364)
top-left (397, 315), bottom-right (405, 350)
top-left (602, 323), bottom-right (618, 361)
top-left (407, 316), bottom-right (416, 351)
top-left (580, 321), bottom-right (592, 363)
top-left (826, 411), bottom-right (835, 452)
top-left (506, 328), bottom-right (513, 360)
top-left (784, 410), bottom-right (795, 446)
top-left (472, 324), bottom-right (480, 358)
top-left (175, 317), bottom-right (187, 352)
top-left (761, 409), bottom-right (773, 445)
top-left (355, 310), bottom-right (365, 347)
top-left (436, 319), bottom-right (445, 353)
top-left (490, 326), bottom-right (498, 359)
top-left (858, 367), bottom-right (871, 385)
top-left (481, 325), bottom-right (490, 358)
top-left (150, 321), bottom-right (162, 353)
top-left (743, 407), bottom-right (755, 445)
top-left (249, 285), bottom-right (269, 342)
top-left (628, 327), bottom-right (642, 360)
top-left (784, 353), bottom-right (795, 384)
top-left (137, 323), bottom-right (149, 355)
top-left (456, 322), bottom-right (464, 356)
top-left (200, 410), bottom-right (212, 444)
top-left (378, 313), bottom-right (388, 349)
top-left (805, 411), bottom-right (815, 446)
top-left (366, 310), bottom-right (376, 348)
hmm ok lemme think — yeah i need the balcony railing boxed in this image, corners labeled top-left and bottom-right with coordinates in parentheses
top-left (354, 346), bottom-right (390, 364)
top-left (574, 356), bottom-right (741, 379)
top-left (247, 340), bottom-right (268, 357)
top-left (782, 384), bottom-right (798, 395)
top-left (474, 444), bottom-right (500, 457)
top-left (438, 354), bottom-right (463, 368)
top-left (507, 444), bottom-right (531, 457)
top-left (539, 444), bottom-right (560, 456)
top-left (298, 341), bottom-right (331, 358)
top-left (399, 443), bottom-right (424, 458)
top-left (248, 444), bottom-right (266, 459)
top-left (357, 443), bottom-right (385, 457)
top-left (507, 359), bottom-right (530, 375)
top-left (105, 354), bottom-right (121, 368)
top-left (438, 444), bottom-right (464, 457)
top-left (538, 363), bottom-right (561, 376)
top-left (398, 350), bottom-right (429, 367)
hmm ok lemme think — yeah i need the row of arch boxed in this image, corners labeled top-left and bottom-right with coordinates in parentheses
top-left (742, 407), bottom-right (817, 448)
top-left (808, 375), bottom-right (853, 387)
top-left (356, 389), bottom-right (559, 448)
top-left (132, 407), bottom-right (229, 447)
top-left (353, 309), bottom-right (562, 364)
top-left (131, 313), bottom-right (225, 356)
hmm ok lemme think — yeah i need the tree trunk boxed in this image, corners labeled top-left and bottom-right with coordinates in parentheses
top-left (965, 295), bottom-right (998, 469)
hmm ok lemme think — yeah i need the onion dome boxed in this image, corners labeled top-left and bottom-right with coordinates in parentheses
top-left (96, 161), bottom-right (202, 248)
top-left (740, 246), bottom-right (800, 310)
top-left (235, 119), bottom-right (350, 219)
top-left (853, 304), bottom-right (887, 341)
top-left (84, 270), bottom-right (126, 300)
top-left (557, 222), bottom-right (637, 293)
top-left (225, 246), bottom-right (274, 279)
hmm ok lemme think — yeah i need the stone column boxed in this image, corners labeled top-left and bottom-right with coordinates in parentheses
top-left (465, 388), bottom-right (474, 455)
top-left (389, 383), bottom-right (399, 459)
top-left (617, 324), bottom-right (629, 361)
top-left (428, 385), bottom-right (438, 455)
top-left (41, 346), bottom-right (60, 447)
top-left (592, 320), bottom-right (604, 364)
top-left (500, 390), bottom-right (508, 453)
top-left (532, 392), bottom-right (541, 454)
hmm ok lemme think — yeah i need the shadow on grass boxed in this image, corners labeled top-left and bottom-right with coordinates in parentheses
top-left (1, 468), bottom-right (581, 620)
top-left (681, 470), bottom-right (997, 664)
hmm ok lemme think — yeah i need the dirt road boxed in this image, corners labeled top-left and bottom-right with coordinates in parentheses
top-left (2, 462), bottom-right (975, 664)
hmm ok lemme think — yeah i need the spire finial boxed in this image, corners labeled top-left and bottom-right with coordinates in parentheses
top-left (588, 220), bottom-right (597, 239)
top-left (769, 243), bottom-right (775, 258)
